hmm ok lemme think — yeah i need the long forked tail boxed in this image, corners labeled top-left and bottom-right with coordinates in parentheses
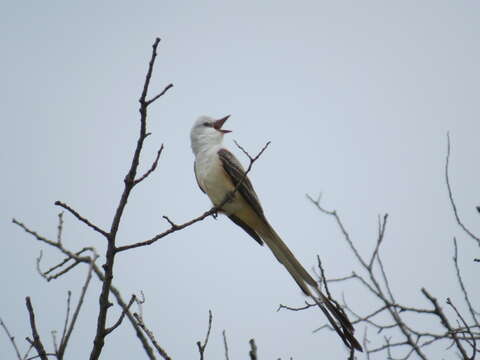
top-left (257, 222), bottom-right (362, 352)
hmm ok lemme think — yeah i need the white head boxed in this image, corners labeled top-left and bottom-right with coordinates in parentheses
top-left (190, 115), bottom-right (231, 155)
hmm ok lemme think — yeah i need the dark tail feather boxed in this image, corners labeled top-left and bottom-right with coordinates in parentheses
top-left (312, 292), bottom-right (363, 351)
top-left (259, 223), bottom-right (362, 352)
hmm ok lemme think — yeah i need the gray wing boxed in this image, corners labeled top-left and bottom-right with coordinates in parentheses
top-left (228, 214), bottom-right (263, 245)
top-left (218, 148), bottom-right (266, 246)
top-left (217, 148), bottom-right (266, 221)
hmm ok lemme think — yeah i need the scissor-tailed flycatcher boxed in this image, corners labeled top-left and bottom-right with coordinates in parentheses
top-left (190, 115), bottom-right (362, 352)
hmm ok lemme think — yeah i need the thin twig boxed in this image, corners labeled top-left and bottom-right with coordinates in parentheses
top-left (277, 301), bottom-right (314, 312)
top-left (116, 207), bottom-right (219, 252)
top-left (51, 331), bottom-right (58, 354)
top-left (452, 238), bottom-right (479, 328)
top-left (446, 297), bottom-right (477, 359)
top-left (43, 260), bottom-right (82, 282)
top-left (97, 268), bottom-right (156, 359)
top-left (368, 214), bottom-right (388, 270)
top-left (196, 310), bottom-right (213, 360)
top-left (59, 291), bottom-right (71, 352)
top-left (42, 248), bottom-right (92, 277)
top-left (363, 327), bottom-right (371, 360)
top-left (25, 353), bottom-right (57, 360)
top-left (22, 344), bottom-right (34, 360)
top-left (58, 254), bottom-right (97, 359)
top-left (14, 217), bottom-right (156, 359)
top-left (222, 330), bottom-right (230, 360)
top-left (421, 288), bottom-right (469, 359)
top-left (133, 313), bottom-right (170, 360)
top-left (12, 219), bottom-right (93, 265)
top-left (134, 144), bottom-right (164, 185)
top-left (56, 212), bottom-right (64, 244)
top-left (0, 317), bottom-right (23, 360)
top-left (105, 295), bottom-right (137, 335)
top-left (306, 194), bottom-right (369, 270)
top-left (307, 195), bottom-right (432, 359)
top-left (146, 84), bottom-right (174, 106)
top-left (234, 140), bottom-right (271, 163)
top-left (445, 133), bottom-right (480, 246)
top-left (316, 255), bottom-right (333, 299)
top-left (54, 201), bottom-right (109, 238)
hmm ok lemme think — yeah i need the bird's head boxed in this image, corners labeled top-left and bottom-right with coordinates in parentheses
top-left (190, 115), bottom-right (231, 155)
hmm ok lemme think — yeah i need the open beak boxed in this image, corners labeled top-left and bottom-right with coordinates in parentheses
top-left (213, 115), bottom-right (232, 133)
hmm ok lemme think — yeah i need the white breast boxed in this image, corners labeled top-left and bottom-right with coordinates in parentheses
top-left (195, 148), bottom-right (237, 212)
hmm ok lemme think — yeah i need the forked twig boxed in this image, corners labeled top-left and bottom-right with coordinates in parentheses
top-left (196, 310), bottom-right (213, 360)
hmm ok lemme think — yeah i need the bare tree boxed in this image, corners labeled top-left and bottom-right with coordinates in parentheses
top-left (4, 38), bottom-right (270, 360)
top-left (278, 134), bottom-right (479, 359)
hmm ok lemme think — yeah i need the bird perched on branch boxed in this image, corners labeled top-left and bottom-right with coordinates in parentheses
top-left (190, 115), bottom-right (362, 352)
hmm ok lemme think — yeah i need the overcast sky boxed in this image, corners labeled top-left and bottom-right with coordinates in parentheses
top-left (1, 1), bottom-right (479, 359)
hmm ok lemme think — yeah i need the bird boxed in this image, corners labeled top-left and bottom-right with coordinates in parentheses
top-left (190, 114), bottom-right (362, 352)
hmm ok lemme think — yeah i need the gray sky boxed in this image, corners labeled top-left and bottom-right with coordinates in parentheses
top-left (1, 1), bottom-right (479, 359)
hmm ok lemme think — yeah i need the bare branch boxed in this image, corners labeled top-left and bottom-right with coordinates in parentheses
top-left (59, 291), bottom-right (71, 352)
top-left (306, 197), bottom-right (433, 359)
top-left (421, 288), bottom-right (469, 359)
top-left (13, 218), bottom-right (62, 250)
top-left (445, 133), bottom-right (480, 246)
top-left (306, 194), bottom-right (369, 270)
top-left (13, 219), bottom-right (94, 268)
top-left (24, 353), bottom-right (57, 360)
top-left (146, 83), bottom-right (174, 106)
top-left (376, 248), bottom-right (394, 304)
top-left (363, 328), bottom-right (371, 360)
top-left (41, 248), bottom-right (92, 280)
top-left (134, 144), bottom-right (164, 185)
top-left (277, 301), bottom-right (314, 312)
top-left (222, 330), bottom-right (230, 360)
top-left (58, 255), bottom-right (97, 359)
top-left (316, 255), bottom-right (333, 299)
top-left (233, 140), bottom-right (271, 163)
top-left (100, 272), bottom-right (156, 359)
top-left (116, 207), bottom-right (219, 252)
top-left (453, 237), bottom-right (480, 328)
top-left (39, 255), bottom-right (82, 282)
top-left (133, 312), bottom-right (170, 360)
top-left (446, 298), bottom-right (477, 359)
top-left (248, 338), bottom-right (258, 360)
top-left (25, 297), bottom-right (48, 360)
top-left (196, 310), bottom-right (213, 360)
top-left (54, 201), bottom-right (109, 238)
top-left (51, 331), bottom-right (58, 355)
top-left (0, 317), bottom-right (23, 360)
top-left (56, 212), bottom-right (64, 244)
top-left (14, 36), bottom-right (174, 360)
top-left (139, 37), bottom-right (161, 103)
top-left (22, 344), bottom-right (34, 360)
top-left (368, 214), bottom-right (388, 270)
top-left (16, 219), bottom-right (157, 359)
top-left (105, 295), bottom-right (136, 335)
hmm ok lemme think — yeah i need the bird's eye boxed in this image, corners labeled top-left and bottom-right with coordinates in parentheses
top-left (203, 122), bottom-right (211, 127)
